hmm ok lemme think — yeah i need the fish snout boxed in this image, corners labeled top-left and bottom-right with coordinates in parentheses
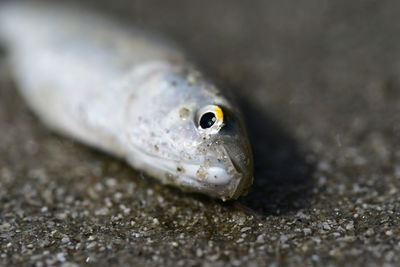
top-left (211, 138), bottom-right (253, 199)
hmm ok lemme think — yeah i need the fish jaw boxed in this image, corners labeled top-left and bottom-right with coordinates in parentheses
top-left (124, 137), bottom-right (253, 200)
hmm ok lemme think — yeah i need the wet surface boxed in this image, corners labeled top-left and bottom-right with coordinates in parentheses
top-left (1, 0), bottom-right (400, 266)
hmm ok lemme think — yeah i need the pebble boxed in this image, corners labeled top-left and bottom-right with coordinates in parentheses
top-left (345, 221), bottom-right (355, 231)
top-left (303, 228), bottom-right (312, 235)
top-left (61, 237), bottom-right (70, 244)
top-left (322, 222), bottom-right (331, 231)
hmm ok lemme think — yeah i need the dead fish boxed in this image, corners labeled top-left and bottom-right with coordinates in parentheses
top-left (0, 2), bottom-right (253, 200)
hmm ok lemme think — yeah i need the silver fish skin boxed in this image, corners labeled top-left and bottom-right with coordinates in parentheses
top-left (0, 2), bottom-right (253, 200)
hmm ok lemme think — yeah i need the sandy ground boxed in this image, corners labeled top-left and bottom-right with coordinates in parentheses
top-left (1, 0), bottom-right (400, 266)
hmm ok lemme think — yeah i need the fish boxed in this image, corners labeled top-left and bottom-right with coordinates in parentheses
top-left (0, 2), bottom-right (253, 200)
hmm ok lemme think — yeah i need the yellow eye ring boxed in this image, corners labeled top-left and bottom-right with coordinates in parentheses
top-left (214, 106), bottom-right (224, 121)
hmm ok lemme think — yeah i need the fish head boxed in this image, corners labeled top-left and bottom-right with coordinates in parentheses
top-left (188, 103), bottom-right (254, 201)
top-left (126, 64), bottom-right (253, 200)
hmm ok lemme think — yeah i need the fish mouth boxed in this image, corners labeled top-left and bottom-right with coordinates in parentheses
top-left (172, 144), bottom-right (253, 201)
top-left (144, 155), bottom-right (249, 200)
top-left (181, 164), bottom-right (243, 200)
top-left (127, 141), bottom-right (252, 200)
top-left (213, 144), bottom-right (253, 200)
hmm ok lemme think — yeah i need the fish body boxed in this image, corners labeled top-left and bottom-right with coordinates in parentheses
top-left (0, 2), bottom-right (253, 200)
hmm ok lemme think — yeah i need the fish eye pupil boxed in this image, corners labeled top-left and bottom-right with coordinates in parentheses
top-left (199, 112), bottom-right (216, 129)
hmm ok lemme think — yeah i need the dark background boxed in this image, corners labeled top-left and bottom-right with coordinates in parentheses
top-left (1, 0), bottom-right (400, 266)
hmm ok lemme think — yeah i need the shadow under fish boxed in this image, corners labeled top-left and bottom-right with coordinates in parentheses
top-left (236, 99), bottom-right (316, 217)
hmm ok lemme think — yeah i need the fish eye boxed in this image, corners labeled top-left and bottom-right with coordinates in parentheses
top-left (197, 105), bottom-right (224, 134)
top-left (199, 112), bottom-right (216, 129)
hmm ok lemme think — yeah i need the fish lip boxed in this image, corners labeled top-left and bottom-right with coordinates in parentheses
top-left (126, 139), bottom-right (251, 200)
top-left (128, 145), bottom-right (239, 199)
top-left (212, 144), bottom-right (253, 200)
top-left (176, 161), bottom-right (240, 196)
top-left (226, 159), bottom-right (253, 200)
top-left (173, 142), bottom-right (253, 200)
